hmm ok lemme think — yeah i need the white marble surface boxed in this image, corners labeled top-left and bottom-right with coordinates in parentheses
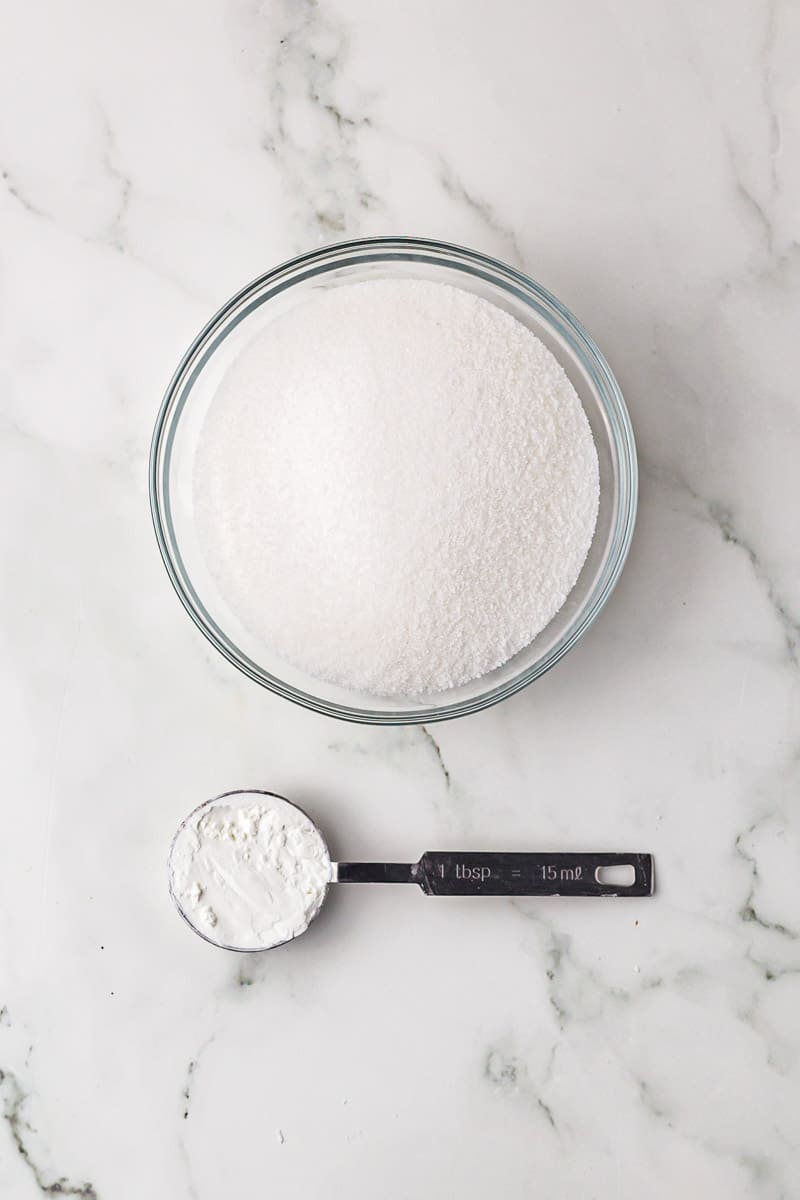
top-left (1, 1), bottom-right (799, 1195)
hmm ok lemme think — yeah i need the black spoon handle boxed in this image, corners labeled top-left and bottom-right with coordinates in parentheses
top-left (335, 852), bottom-right (654, 897)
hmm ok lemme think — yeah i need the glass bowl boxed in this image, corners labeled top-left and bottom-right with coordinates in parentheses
top-left (150, 236), bottom-right (637, 725)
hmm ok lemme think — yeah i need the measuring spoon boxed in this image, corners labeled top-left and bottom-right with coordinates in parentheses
top-left (168, 790), bottom-right (654, 952)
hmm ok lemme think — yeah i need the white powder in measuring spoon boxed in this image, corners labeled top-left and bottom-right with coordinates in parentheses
top-left (169, 793), bottom-right (331, 950)
top-left (194, 279), bottom-right (599, 696)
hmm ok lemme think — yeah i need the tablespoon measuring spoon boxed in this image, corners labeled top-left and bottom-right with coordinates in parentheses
top-left (168, 790), bottom-right (654, 952)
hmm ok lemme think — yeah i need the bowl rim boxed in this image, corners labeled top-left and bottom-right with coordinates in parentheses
top-left (149, 235), bottom-right (637, 725)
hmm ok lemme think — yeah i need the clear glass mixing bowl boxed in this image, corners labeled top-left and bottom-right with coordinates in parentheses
top-left (150, 237), bottom-right (637, 724)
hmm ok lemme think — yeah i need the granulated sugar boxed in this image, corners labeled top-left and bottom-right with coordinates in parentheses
top-left (193, 279), bottom-right (599, 696)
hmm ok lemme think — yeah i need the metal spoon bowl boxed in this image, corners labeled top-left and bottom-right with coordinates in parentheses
top-left (168, 790), bottom-right (332, 953)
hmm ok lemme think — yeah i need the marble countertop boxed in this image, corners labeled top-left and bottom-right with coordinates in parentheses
top-left (2, 1), bottom-right (799, 1196)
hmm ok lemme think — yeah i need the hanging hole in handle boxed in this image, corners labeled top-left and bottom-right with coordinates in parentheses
top-left (595, 864), bottom-right (636, 888)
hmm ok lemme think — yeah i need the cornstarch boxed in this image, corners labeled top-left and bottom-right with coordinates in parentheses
top-left (193, 279), bottom-right (599, 696)
top-left (170, 793), bottom-right (331, 951)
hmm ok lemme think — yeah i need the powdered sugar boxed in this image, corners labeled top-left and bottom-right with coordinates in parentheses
top-left (193, 279), bottom-right (599, 696)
